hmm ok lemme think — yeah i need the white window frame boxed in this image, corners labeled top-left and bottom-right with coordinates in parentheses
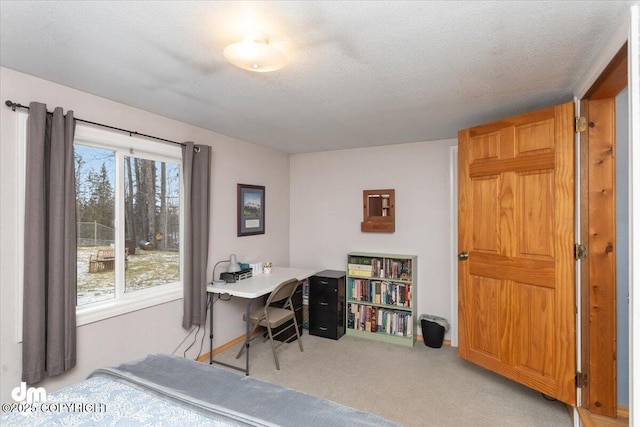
top-left (16, 118), bottom-right (184, 341)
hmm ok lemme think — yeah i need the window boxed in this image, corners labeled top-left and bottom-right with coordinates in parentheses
top-left (72, 125), bottom-right (183, 324)
top-left (16, 117), bottom-right (184, 340)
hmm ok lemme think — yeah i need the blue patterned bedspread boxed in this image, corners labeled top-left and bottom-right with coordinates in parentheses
top-left (1, 354), bottom-right (398, 426)
top-left (0, 375), bottom-right (231, 426)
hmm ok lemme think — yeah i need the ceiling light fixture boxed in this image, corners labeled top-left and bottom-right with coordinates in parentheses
top-left (223, 33), bottom-right (287, 72)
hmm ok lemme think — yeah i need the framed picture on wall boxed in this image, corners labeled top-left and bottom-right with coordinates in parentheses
top-left (237, 184), bottom-right (265, 236)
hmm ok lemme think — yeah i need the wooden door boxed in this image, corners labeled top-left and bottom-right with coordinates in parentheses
top-left (458, 101), bottom-right (576, 405)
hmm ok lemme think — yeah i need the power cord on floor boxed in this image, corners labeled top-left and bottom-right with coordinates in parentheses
top-left (171, 297), bottom-right (214, 358)
top-left (541, 393), bottom-right (557, 402)
top-left (171, 324), bottom-right (199, 356)
top-left (196, 297), bottom-right (214, 360)
top-left (183, 324), bottom-right (201, 358)
top-left (196, 322), bottom-right (208, 360)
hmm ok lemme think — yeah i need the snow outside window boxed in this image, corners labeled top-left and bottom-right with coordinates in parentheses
top-left (72, 125), bottom-right (184, 325)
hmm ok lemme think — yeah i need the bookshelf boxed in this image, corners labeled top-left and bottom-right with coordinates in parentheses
top-left (346, 252), bottom-right (417, 346)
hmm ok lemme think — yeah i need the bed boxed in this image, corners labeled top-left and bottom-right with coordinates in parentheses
top-left (1, 354), bottom-right (398, 426)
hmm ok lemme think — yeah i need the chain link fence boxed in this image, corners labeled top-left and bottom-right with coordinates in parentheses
top-left (77, 221), bottom-right (114, 247)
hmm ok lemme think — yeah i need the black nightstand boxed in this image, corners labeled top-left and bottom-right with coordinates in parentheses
top-left (309, 270), bottom-right (346, 340)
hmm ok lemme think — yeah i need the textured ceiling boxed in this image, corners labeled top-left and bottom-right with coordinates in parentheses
top-left (0, 1), bottom-right (632, 154)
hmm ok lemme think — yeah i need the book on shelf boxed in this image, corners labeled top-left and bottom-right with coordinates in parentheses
top-left (348, 256), bottom-right (373, 265)
top-left (371, 307), bottom-right (377, 333)
top-left (348, 270), bottom-right (373, 278)
top-left (348, 278), bottom-right (411, 307)
top-left (364, 308), bottom-right (371, 332)
top-left (347, 303), bottom-right (413, 337)
top-left (347, 263), bottom-right (373, 278)
top-left (369, 257), bottom-right (413, 280)
top-left (348, 263), bottom-right (372, 271)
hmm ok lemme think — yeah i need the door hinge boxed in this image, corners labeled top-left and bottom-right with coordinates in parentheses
top-left (574, 244), bottom-right (587, 260)
top-left (575, 372), bottom-right (588, 388)
top-left (575, 116), bottom-right (587, 133)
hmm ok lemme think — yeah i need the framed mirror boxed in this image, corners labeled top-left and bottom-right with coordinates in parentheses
top-left (361, 189), bottom-right (395, 232)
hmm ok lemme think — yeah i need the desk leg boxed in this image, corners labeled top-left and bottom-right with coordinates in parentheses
top-left (209, 293), bottom-right (214, 365)
top-left (244, 298), bottom-right (252, 375)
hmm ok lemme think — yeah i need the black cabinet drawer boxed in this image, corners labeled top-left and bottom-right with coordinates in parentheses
top-left (309, 312), bottom-right (338, 339)
top-left (309, 286), bottom-right (338, 311)
top-left (310, 276), bottom-right (339, 289)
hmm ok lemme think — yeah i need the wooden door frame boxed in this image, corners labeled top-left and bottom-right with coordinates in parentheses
top-left (579, 41), bottom-right (627, 417)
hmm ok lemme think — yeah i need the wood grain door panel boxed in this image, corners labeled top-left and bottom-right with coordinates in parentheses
top-left (469, 276), bottom-right (501, 358)
top-left (471, 176), bottom-right (500, 253)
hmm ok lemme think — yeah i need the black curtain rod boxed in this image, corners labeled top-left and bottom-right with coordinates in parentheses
top-left (5, 100), bottom-right (186, 147)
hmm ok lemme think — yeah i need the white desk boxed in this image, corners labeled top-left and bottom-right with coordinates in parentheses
top-left (206, 267), bottom-right (315, 375)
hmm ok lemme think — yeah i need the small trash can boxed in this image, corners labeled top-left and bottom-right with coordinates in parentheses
top-left (419, 314), bottom-right (449, 348)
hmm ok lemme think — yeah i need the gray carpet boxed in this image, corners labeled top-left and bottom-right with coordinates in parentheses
top-left (210, 333), bottom-right (573, 427)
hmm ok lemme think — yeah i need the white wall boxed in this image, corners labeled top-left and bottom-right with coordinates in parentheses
top-left (0, 67), bottom-right (291, 403)
top-left (289, 139), bottom-right (457, 339)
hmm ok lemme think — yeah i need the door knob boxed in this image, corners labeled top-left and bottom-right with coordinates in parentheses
top-left (458, 252), bottom-right (469, 261)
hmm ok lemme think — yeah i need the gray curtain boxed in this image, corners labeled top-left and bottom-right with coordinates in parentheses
top-left (23, 102), bottom-right (77, 384)
top-left (182, 142), bottom-right (211, 328)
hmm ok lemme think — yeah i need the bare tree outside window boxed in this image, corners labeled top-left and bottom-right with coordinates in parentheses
top-left (75, 145), bottom-right (180, 306)
top-left (124, 156), bottom-right (180, 293)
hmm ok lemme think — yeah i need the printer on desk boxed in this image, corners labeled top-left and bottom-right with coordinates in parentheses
top-left (220, 268), bottom-right (253, 283)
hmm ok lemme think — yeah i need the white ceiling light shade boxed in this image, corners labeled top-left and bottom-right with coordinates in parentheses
top-left (223, 33), bottom-right (287, 72)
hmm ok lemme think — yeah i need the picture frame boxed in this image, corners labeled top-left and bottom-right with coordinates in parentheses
top-left (237, 184), bottom-right (265, 237)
